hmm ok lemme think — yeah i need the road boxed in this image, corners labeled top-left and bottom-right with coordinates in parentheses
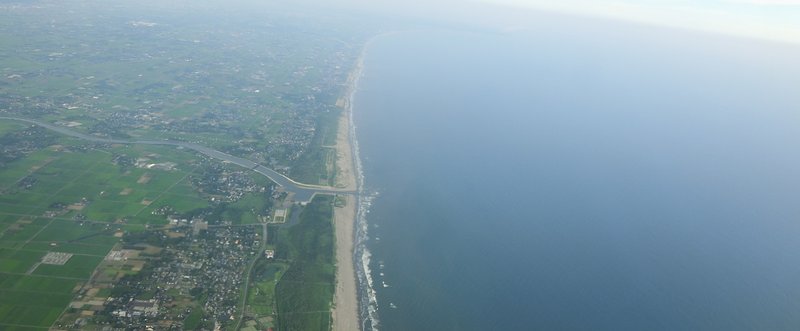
top-left (232, 221), bottom-right (270, 330)
top-left (0, 116), bottom-right (354, 202)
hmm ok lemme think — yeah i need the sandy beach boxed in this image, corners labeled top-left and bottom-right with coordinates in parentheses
top-left (332, 195), bottom-right (358, 331)
top-left (334, 97), bottom-right (358, 192)
top-left (332, 59), bottom-right (361, 331)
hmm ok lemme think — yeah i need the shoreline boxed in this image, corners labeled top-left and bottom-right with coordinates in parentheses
top-left (333, 32), bottom-right (396, 331)
top-left (331, 48), bottom-right (365, 331)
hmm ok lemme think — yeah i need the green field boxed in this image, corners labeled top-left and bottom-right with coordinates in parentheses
top-left (0, 132), bottom-right (218, 328)
top-left (0, 122), bottom-right (292, 328)
top-left (0, 224), bottom-right (109, 327)
top-left (0, 145), bottom-right (201, 223)
top-left (0, 273), bottom-right (76, 328)
top-left (289, 109), bottom-right (341, 186)
top-left (243, 259), bottom-right (288, 330)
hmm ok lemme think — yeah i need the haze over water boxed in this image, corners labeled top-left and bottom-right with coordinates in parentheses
top-left (354, 22), bottom-right (800, 330)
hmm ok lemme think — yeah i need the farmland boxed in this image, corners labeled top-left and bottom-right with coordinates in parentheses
top-left (0, 0), bottom-right (371, 329)
top-left (0, 132), bottom-right (213, 329)
top-left (0, 123), bottom-right (286, 329)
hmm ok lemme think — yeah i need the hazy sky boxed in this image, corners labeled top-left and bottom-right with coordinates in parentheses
top-left (477, 0), bottom-right (800, 43)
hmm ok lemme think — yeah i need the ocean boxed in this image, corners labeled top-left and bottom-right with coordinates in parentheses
top-left (352, 24), bottom-right (800, 330)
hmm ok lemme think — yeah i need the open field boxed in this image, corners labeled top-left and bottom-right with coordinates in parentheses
top-left (0, 128), bottom-right (220, 328)
top-left (0, 122), bottom-right (25, 135)
top-left (243, 260), bottom-right (288, 330)
top-left (0, 290), bottom-right (71, 328)
top-left (0, 217), bottom-right (136, 323)
top-left (0, 144), bottom-right (201, 222)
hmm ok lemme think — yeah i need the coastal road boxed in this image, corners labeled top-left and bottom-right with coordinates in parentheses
top-left (0, 116), bottom-right (354, 202)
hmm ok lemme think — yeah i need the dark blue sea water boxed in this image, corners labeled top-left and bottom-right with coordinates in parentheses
top-left (354, 24), bottom-right (800, 330)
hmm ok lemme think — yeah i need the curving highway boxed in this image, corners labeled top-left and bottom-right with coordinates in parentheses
top-left (0, 116), bottom-right (354, 202)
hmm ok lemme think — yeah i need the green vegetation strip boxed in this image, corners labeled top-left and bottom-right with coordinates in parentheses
top-left (275, 195), bottom-right (336, 331)
top-left (290, 110), bottom-right (340, 186)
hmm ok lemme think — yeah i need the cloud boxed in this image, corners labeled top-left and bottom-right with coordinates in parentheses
top-left (477, 0), bottom-right (800, 44)
top-left (726, 0), bottom-right (800, 5)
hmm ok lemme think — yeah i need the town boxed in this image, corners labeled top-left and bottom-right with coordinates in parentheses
top-left (0, 1), bottom-right (373, 329)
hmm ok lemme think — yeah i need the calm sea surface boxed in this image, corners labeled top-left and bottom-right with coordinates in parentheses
top-left (353, 24), bottom-right (800, 330)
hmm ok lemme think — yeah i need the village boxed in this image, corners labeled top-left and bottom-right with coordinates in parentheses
top-left (54, 194), bottom-right (293, 330)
